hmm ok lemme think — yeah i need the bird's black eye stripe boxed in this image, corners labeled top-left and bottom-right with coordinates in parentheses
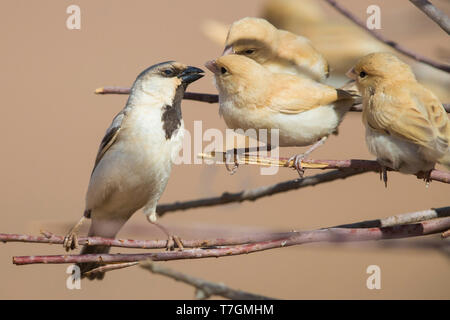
top-left (221, 67), bottom-right (227, 74)
top-left (359, 71), bottom-right (367, 78)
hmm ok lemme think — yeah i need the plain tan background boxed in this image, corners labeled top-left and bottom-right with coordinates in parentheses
top-left (0, 0), bottom-right (449, 299)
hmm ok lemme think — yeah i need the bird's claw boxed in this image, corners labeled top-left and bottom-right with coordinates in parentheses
top-left (166, 235), bottom-right (184, 251)
top-left (287, 154), bottom-right (306, 178)
top-left (63, 232), bottom-right (78, 252)
top-left (379, 166), bottom-right (388, 188)
top-left (420, 170), bottom-right (432, 187)
top-left (225, 152), bottom-right (239, 175)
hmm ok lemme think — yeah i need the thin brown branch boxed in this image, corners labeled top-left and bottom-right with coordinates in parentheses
top-left (0, 231), bottom-right (292, 249)
top-left (323, 0), bottom-right (450, 72)
top-left (409, 0), bottom-right (450, 34)
top-left (334, 206), bottom-right (450, 228)
top-left (4, 207), bottom-right (449, 250)
top-left (199, 153), bottom-right (450, 184)
top-left (140, 261), bottom-right (276, 300)
top-left (95, 87), bottom-right (131, 95)
top-left (156, 168), bottom-right (369, 215)
top-left (84, 262), bottom-right (139, 276)
top-left (12, 216), bottom-right (450, 265)
top-left (94, 87), bottom-right (450, 113)
top-left (4, 205), bottom-right (449, 244)
top-left (183, 92), bottom-right (219, 104)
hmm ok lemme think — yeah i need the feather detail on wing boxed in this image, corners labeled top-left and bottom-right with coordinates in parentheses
top-left (365, 85), bottom-right (449, 154)
top-left (277, 30), bottom-right (330, 81)
top-left (91, 107), bottom-right (130, 174)
top-left (266, 74), bottom-right (353, 114)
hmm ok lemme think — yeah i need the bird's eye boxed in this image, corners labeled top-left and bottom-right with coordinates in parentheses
top-left (244, 49), bottom-right (255, 54)
top-left (163, 69), bottom-right (174, 76)
top-left (221, 67), bottom-right (227, 74)
top-left (359, 71), bottom-right (367, 78)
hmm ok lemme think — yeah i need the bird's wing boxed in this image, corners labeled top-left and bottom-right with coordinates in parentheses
top-left (277, 31), bottom-right (330, 80)
top-left (366, 85), bottom-right (449, 153)
top-left (266, 75), bottom-right (353, 114)
top-left (91, 107), bottom-right (129, 174)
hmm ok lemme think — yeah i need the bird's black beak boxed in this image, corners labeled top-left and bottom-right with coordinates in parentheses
top-left (178, 66), bottom-right (204, 84)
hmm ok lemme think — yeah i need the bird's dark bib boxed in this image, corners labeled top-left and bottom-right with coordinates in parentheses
top-left (161, 85), bottom-right (184, 140)
top-left (162, 104), bottom-right (181, 139)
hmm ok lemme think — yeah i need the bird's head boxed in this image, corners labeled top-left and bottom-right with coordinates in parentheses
top-left (205, 54), bottom-right (270, 101)
top-left (347, 52), bottom-right (416, 93)
top-left (222, 17), bottom-right (277, 65)
top-left (130, 61), bottom-right (204, 105)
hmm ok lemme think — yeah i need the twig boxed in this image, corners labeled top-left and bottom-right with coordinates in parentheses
top-left (4, 207), bottom-right (449, 249)
top-left (0, 231), bottom-right (292, 249)
top-left (323, 0), bottom-right (450, 72)
top-left (84, 262), bottom-right (139, 276)
top-left (183, 92), bottom-right (219, 104)
top-left (199, 153), bottom-right (450, 184)
top-left (140, 261), bottom-right (275, 300)
top-left (409, 0), bottom-right (450, 34)
top-left (96, 87), bottom-right (218, 103)
top-left (156, 169), bottom-right (368, 215)
top-left (335, 206), bottom-right (450, 228)
top-left (4, 206), bottom-right (449, 245)
top-left (94, 87), bottom-right (131, 95)
top-left (12, 216), bottom-right (450, 265)
top-left (94, 87), bottom-right (450, 113)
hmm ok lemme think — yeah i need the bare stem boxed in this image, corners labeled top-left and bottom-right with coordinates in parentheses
top-left (3, 207), bottom-right (449, 248)
top-left (199, 153), bottom-right (450, 184)
top-left (12, 216), bottom-right (450, 265)
top-left (140, 261), bottom-right (276, 300)
top-left (84, 262), bottom-right (139, 276)
top-left (94, 87), bottom-right (450, 113)
top-left (323, 0), bottom-right (450, 72)
top-left (157, 168), bottom-right (368, 215)
top-left (0, 231), bottom-right (292, 249)
top-left (409, 0), bottom-right (450, 34)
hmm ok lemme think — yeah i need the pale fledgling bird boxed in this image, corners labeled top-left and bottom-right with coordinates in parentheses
top-left (63, 62), bottom-right (204, 279)
top-left (222, 17), bottom-right (329, 82)
top-left (205, 54), bottom-right (358, 175)
top-left (347, 52), bottom-right (450, 183)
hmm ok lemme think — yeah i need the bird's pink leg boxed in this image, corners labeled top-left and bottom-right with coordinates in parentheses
top-left (63, 215), bottom-right (88, 252)
top-left (224, 144), bottom-right (273, 175)
top-left (148, 219), bottom-right (184, 251)
top-left (287, 136), bottom-right (328, 177)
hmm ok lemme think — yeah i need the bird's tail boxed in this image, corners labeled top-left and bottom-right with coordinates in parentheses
top-left (76, 216), bottom-right (127, 280)
top-left (338, 80), bottom-right (362, 106)
top-left (339, 79), bottom-right (358, 93)
top-left (76, 244), bottom-right (110, 280)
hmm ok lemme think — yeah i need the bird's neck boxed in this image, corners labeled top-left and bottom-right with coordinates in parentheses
top-left (127, 85), bottom-right (181, 108)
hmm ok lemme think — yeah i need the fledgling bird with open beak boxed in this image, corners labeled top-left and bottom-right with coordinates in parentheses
top-left (222, 17), bottom-right (329, 83)
top-left (63, 61), bottom-right (204, 279)
top-left (205, 54), bottom-right (358, 175)
top-left (347, 52), bottom-right (450, 184)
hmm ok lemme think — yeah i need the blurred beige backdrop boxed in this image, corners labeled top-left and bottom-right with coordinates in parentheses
top-left (0, 0), bottom-right (449, 299)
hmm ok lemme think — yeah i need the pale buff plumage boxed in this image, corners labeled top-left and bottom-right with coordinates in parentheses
top-left (223, 17), bottom-right (329, 82)
top-left (262, 0), bottom-right (390, 75)
top-left (206, 54), bottom-right (357, 149)
top-left (262, 0), bottom-right (450, 102)
top-left (348, 52), bottom-right (450, 174)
